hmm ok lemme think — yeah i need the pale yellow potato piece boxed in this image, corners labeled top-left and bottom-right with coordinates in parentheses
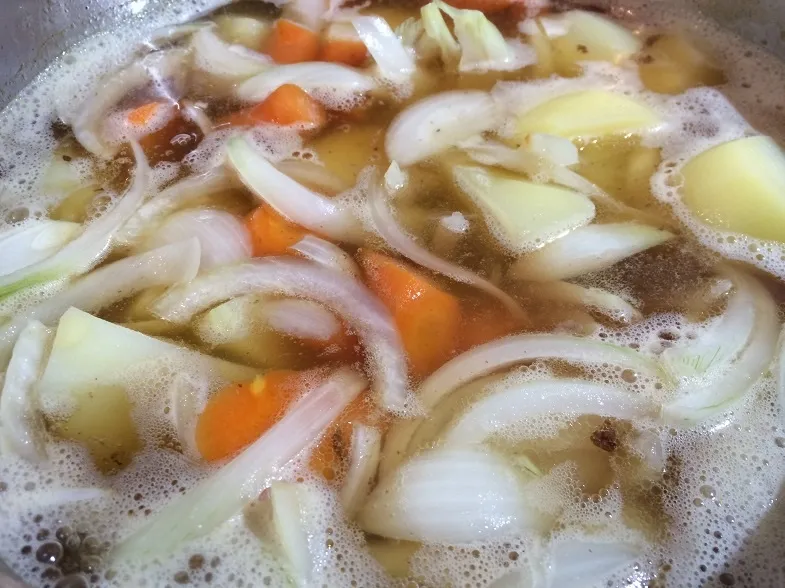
top-left (215, 15), bottom-right (270, 49)
top-left (553, 10), bottom-right (642, 66)
top-left (639, 34), bottom-right (725, 95)
top-left (681, 135), bottom-right (785, 243)
top-left (516, 90), bottom-right (661, 140)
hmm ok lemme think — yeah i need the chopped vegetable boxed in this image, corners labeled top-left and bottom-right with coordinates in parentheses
top-left (214, 15), bottom-right (271, 48)
top-left (457, 299), bottom-right (525, 353)
top-left (195, 370), bottom-right (309, 462)
top-left (257, 84), bottom-right (326, 128)
top-left (552, 10), bottom-right (643, 65)
top-left (266, 19), bottom-right (321, 64)
top-left (680, 136), bottom-right (785, 243)
top-left (421, 2), bottom-right (461, 63)
top-left (290, 235), bottom-right (361, 278)
top-left (246, 204), bottom-right (311, 257)
top-left (359, 250), bottom-right (461, 379)
top-left (0, 220), bottom-right (80, 277)
top-left (192, 26), bottom-right (271, 80)
top-left (319, 22), bottom-right (369, 66)
top-left (265, 482), bottom-right (318, 585)
top-left (340, 424), bottom-right (382, 516)
top-left (126, 102), bottom-right (168, 128)
top-left (528, 281), bottom-right (642, 324)
top-left (352, 16), bottom-right (416, 83)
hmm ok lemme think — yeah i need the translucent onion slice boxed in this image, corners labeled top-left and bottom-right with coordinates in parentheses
top-left (290, 235), bottom-right (361, 278)
top-left (267, 482), bottom-right (316, 584)
top-left (0, 221), bottom-right (81, 277)
top-left (113, 367), bottom-right (366, 560)
top-left (340, 424), bottom-right (382, 517)
top-left (441, 378), bottom-right (652, 447)
top-left (71, 49), bottom-right (189, 159)
top-left (263, 299), bottom-right (341, 342)
top-left (358, 447), bottom-right (548, 543)
top-left (226, 136), bottom-right (364, 243)
top-left (276, 159), bottom-right (352, 196)
top-left (385, 91), bottom-right (502, 166)
top-left (191, 26), bottom-right (271, 80)
top-left (0, 239), bottom-right (201, 366)
top-left (0, 321), bottom-right (52, 461)
top-left (152, 258), bottom-right (412, 413)
top-left (527, 281), bottom-right (642, 324)
top-left (352, 16), bottom-right (416, 83)
top-left (368, 177), bottom-right (525, 321)
top-left (663, 267), bottom-right (780, 424)
top-left (509, 223), bottom-right (675, 282)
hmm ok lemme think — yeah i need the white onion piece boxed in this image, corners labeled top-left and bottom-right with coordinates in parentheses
top-left (386, 91), bottom-right (502, 166)
top-left (0, 143), bottom-right (150, 301)
top-left (442, 379), bottom-right (652, 447)
top-left (0, 220), bottom-right (81, 277)
top-left (290, 235), bottom-right (361, 278)
top-left (113, 367), bottom-right (365, 560)
top-left (237, 62), bottom-right (377, 108)
top-left (527, 133), bottom-right (579, 166)
top-left (227, 136), bottom-right (364, 243)
top-left (663, 268), bottom-right (780, 424)
top-left (263, 299), bottom-right (340, 342)
top-left (285, 0), bottom-right (328, 31)
top-left (268, 482), bottom-right (316, 585)
top-left (340, 424), bottom-right (382, 517)
top-left (276, 159), bottom-right (352, 196)
top-left (117, 165), bottom-right (236, 246)
top-left (358, 447), bottom-right (547, 543)
top-left (192, 26), bottom-right (271, 80)
top-left (181, 100), bottom-right (214, 136)
top-left (0, 239), bottom-right (201, 366)
top-left (168, 374), bottom-right (208, 462)
top-left (143, 208), bottom-right (251, 270)
top-left (510, 223), bottom-right (675, 282)
top-left (71, 49), bottom-right (189, 159)
top-left (352, 16), bottom-right (416, 83)
top-left (152, 258), bottom-right (412, 413)
top-left (377, 419), bottom-right (420, 480)
top-left (368, 178), bottom-right (525, 320)
top-left (0, 321), bottom-right (51, 461)
top-left (529, 281), bottom-right (642, 324)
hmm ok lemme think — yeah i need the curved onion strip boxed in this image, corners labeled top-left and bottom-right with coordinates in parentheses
top-left (226, 136), bottom-right (364, 243)
top-left (168, 374), bottom-right (206, 462)
top-left (276, 159), bottom-right (352, 196)
top-left (0, 239), bottom-right (201, 366)
top-left (442, 379), bottom-right (652, 447)
top-left (663, 267), bottom-right (780, 424)
top-left (358, 447), bottom-right (547, 543)
top-left (237, 62), bottom-right (377, 106)
top-left (153, 258), bottom-right (412, 413)
top-left (113, 367), bottom-right (366, 560)
top-left (340, 424), bottom-right (382, 517)
top-left (385, 91), bottom-right (502, 166)
top-left (267, 482), bottom-right (316, 584)
top-left (117, 165), bottom-right (235, 246)
top-left (71, 49), bottom-right (189, 159)
top-left (377, 420), bottom-right (420, 480)
top-left (0, 321), bottom-right (51, 461)
top-left (263, 299), bottom-right (341, 342)
top-left (0, 221), bottom-right (81, 277)
top-left (290, 235), bottom-right (361, 278)
top-left (181, 100), bottom-right (213, 136)
top-left (368, 179), bottom-right (525, 320)
top-left (192, 26), bottom-right (271, 79)
top-left (527, 281), bottom-right (642, 324)
top-left (510, 223), bottom-right (675, 282)
top-left (352, 16), bottom-right (415, 82)
top-left (0, 142), bottom-right (151, 302)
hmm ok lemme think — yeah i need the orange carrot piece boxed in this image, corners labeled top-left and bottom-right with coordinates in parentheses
top-left (254, 84), bottom-right (327, 128)
top-left (359, 250), bottom-right (462, 379)
top-left (319, 38), bottom-right (369, 67)
top-left (266, 19), bottom-right (321, 64)
top-left (127, 102), bottom-right (166, 127)
top-left (245, 204), bottom-right (311, 257)
top-left (457, 299), bottom-right (526, 353)
top-left (195, 370), bottom-right (306, 462)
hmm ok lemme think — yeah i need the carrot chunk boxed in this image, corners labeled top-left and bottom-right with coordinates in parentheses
top-left (266, 18), bottom-right (321, 64)
top-left (195, 370), bottom-right (306, 462)
top-left (219, 84), bottom-right (326, 130)
top-left (457, 298), bottom-right (526, 353)
top-left (127, 102), bottom-right (167, 127)
top-left (359, 250), bottom-right (461, 379)
top-left (245, 204), bottom-right (311, 257)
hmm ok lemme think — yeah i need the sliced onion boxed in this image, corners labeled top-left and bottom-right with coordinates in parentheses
top-left (181, 100), bottom-right (214, 136)
top-left (192, 26), bottom-right (271, 80)
top-left (0, 220), bottom-right (81, 277)
top-left (340, 424), bottom-right (382, 517)
top-left (285, 0), bottom-right (328, 31)
top-left (168, 373), bottom-right (208, 461)
top-left (290, 235), bottom-right (361, 278)
top-left (0, 142), bottom-right (151, 301)
top-left (113, 367), bottom-right (365, 560)
top-left (510, 223), bottom-right (675, 282)
top-left (352, 16), bottom-right (415, 83)
top-left (358, 447), bottom-right (547, 543)
top-left (71, 49), bottom-right (189, 159)
top-left (263, 299), bottom-right (340, 342)
top-left (663, 267), bottom-right (780, 424)
top-left (142, 208), bottom-right (251, 270)
top-left (442, 378), bottom-right (652, 447)
top-left (276, 159), bottom-right (352, 196)
top-left (527, 281), bottom-right (642, 324)
top-left (0, 321), bottom-right (52, 461)
top-left (117, 165), bottom-right (236, 246)
top-left (152, 258), bottom-right (412, 413)
top-left (369, 177), bottom-right (525, 320)
top-left (226, 136), bottom-right (363, 243)
top-left (237, 62), bottom-right (377, 108)
top-left (0, 238), bottom-right (201, 366)
top-left (267, 482), bottom-right (316, 584)
top-left (385, 91), bottom-right (502, 166)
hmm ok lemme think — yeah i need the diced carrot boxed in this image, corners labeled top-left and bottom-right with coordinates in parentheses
top-left (218, 85), bottom-right (326, 131)
top-left (137, 114), bottom-right (202, 165)
top-left (127, 102), bottom-right (167, 127)
top-left (195, 370), bottom-right (306, 462)
top-left (457, 298), bottom-right (527, 353)
top-left (266, 19), bottom-right (321, 64)
top-left (319, 38), bottom-right (369, 67)
top-left (245, 204), bottom-right (311, 257)
top-left (359, 250), bottom-right (462, 379)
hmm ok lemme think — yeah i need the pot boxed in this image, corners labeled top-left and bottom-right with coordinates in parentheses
top-left (0, 1), bottom-right (783, 586)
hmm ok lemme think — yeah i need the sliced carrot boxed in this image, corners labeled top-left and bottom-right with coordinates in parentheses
top-left (195, 370), bottom-right (306, 462)
top-left (218, 85), bottom-right (326, 131)
top-left (245, 204), bottom-right (311, 257)
top-left (320, 38), bottom-right (369, 67)
top-left (457, 298), bottom-right (527, 353)
top-left (127, 102), bottom-right (167, 127)
top-left (359, 250), bottom-right (462, 380)
top-left (137, 114), bottom-right (202, 165)
top-left (266, 19), bottom-right (321, 64)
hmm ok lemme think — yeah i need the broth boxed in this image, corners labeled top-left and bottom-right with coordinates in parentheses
top-left (0, 1), bottom-right (785, 587)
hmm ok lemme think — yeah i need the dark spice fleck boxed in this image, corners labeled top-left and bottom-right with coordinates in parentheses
top-left (591, 420), bottom-right (620, 452)
top-left (577, 44), bottom-right (589, 54)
